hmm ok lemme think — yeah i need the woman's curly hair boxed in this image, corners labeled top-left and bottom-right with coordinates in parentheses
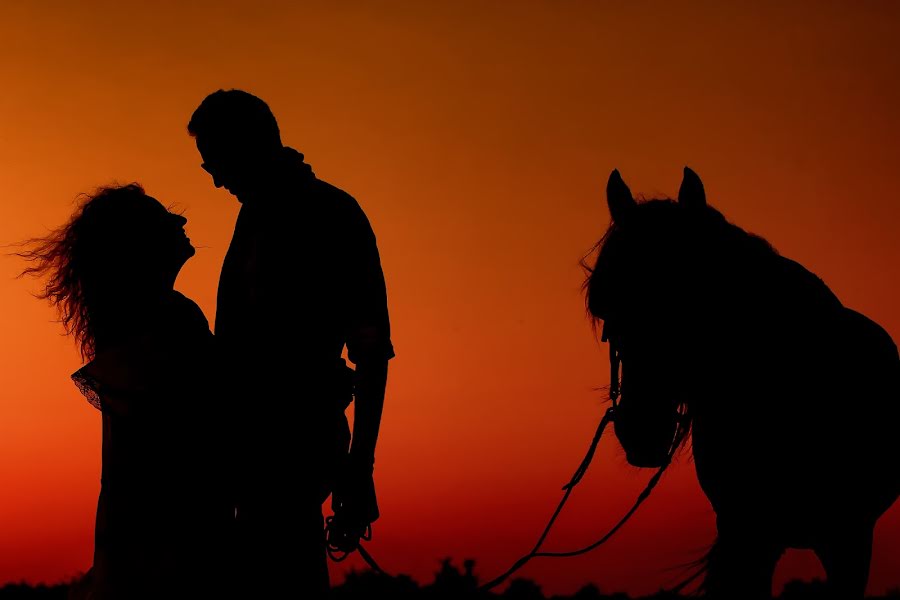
top-left (18, 183), bottom-right (152, 361)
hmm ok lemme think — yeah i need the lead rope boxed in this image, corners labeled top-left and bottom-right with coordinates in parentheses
top-left (479, 343), bottom-right (628, 589)
top-left (477, 406), bottom-right (616, 591)
top-left (326, 342), bottom-right (688, 591)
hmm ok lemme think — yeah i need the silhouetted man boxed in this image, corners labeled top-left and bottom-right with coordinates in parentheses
top-left (188, 89), bottom-right (394, 597)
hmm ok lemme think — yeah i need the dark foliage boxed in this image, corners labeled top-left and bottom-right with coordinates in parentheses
top-left (3, 560), bottom-right (899, 599)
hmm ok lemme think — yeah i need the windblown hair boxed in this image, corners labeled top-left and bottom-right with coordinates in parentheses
top-left (187, 88), bottom-right (281, 148)
top-left (18, 184), bottom-right (151, 361)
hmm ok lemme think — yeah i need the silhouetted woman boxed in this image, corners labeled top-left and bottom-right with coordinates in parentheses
top-left (20, 184), bottom-right (232, 599)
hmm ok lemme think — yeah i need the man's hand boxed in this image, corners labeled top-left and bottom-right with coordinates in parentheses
top-left (332, 458), bottom-right (379, 524)
top-left (329, 358), bottom-right (387, 553)
top-left (328, 459), bottom-right (379, 553)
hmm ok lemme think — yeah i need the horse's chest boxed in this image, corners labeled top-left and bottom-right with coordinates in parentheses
top-left (690, 412), bottom-right (846, 544)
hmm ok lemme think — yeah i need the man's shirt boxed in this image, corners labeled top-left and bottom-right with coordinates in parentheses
top-left (216, 148), bottom-right (394, 393)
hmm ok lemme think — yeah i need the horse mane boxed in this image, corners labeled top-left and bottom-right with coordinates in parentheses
top-left (637, 197), bottom-right (779, 260)
top-left (582, 197), bottom-right (783, 324)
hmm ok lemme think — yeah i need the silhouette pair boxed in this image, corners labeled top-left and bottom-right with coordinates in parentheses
top-left (22, 90), bottom-right (393, 599)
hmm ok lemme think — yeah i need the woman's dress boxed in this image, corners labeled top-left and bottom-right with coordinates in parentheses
top-left (71, 292), bottom-right (233, 599)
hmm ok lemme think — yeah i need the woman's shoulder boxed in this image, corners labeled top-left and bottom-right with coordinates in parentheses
top-left (71, 292), bottom-right (214, 413)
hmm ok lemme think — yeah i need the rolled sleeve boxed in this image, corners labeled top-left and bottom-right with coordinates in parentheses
top-left (344, 202), bottom-right (395, 365)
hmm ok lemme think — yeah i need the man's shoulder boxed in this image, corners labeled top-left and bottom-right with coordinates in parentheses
top-left (307, 177), bottom-right (370, 224)
top-left (310, 177), bottom-right (361, 208)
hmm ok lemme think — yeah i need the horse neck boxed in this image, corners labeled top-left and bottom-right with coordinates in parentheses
top-left (681, 245), bottom-right (848, 451)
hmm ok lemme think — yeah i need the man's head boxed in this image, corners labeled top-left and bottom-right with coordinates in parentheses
top-left (188, 89), bottom-right (283, 201)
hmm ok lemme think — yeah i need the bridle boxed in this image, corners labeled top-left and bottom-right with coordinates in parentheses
top-left (602, 320), bottom-right (689, 433)
top-left (603, 323), bottom-right (621, 411)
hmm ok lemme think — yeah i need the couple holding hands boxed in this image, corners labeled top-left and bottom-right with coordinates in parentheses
top-left (23, 89), bottom-right (394, 599)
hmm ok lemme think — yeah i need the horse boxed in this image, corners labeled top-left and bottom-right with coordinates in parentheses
top-left (583, 167), bottom-right (900, 599)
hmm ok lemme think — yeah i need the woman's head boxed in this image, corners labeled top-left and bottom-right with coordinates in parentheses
top-left (19, 184), bottom-right (194, 359)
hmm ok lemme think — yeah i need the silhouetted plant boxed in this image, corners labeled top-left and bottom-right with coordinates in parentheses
top-left (331, 568), bottom-right (419, 599)
top-left (1, 571), bottom-right (897, 598)
top-left (565, 583), bottom-right (602, 600)
top-left (423, 557), bottom-right (490, 599)
top-left (503, 578), bottom-right (544, 600)
top-left (0, 582), bottom-right (68, 599)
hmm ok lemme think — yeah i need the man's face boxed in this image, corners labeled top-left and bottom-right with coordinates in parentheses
top-left (196, 135), bottom-right (268, 202)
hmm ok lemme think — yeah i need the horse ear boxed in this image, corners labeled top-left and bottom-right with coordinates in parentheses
top-left (606, 169), bottom-right (635, 222)
top-left (678, 166), bottom-right (706, 208)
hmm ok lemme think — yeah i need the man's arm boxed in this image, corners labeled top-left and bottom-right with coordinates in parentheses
top-left (333, 194), bottom-right (394, 530)
top-left (343, 196), bottom-right (394, 469)
top-left (349, 352), bottom-right (389, 469)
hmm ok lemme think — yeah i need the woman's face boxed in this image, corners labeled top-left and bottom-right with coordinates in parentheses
top-left (126, 195), bottom-right (195, 283)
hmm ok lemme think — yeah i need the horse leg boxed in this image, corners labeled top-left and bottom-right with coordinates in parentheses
top-left (703, 532), bottom-right (784, 600)
top-left (814, 524), bottom-right (874, 600)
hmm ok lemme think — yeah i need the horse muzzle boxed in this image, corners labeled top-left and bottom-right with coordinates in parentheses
top-left (613, 403), bottom-right (680, 468)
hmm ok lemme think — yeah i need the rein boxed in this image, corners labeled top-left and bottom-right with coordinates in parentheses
top-left (325, 339), bottom-right (689, 591)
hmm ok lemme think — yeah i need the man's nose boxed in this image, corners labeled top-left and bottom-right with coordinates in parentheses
top-left (173, 213), bottom-right (188, 226)
top-left (212, 176), bottom-right (224, 189)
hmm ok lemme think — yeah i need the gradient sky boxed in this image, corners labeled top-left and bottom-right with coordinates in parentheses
top-left (1, 1), bottom-right (898, 596)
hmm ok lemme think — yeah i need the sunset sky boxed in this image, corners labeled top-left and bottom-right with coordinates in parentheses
top-left (1, 1), bottom-right (898, 596)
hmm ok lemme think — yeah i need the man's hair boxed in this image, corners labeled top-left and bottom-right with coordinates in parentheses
top-left (187, 89), bottom-right (282, 148)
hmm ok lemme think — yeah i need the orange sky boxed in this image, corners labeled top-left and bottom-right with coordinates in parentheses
top-left (1, 1), bottom-right (898, 596)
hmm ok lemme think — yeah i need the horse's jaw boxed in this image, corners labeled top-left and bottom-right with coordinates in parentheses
top-left (624, 449), bottom-right (670, 469)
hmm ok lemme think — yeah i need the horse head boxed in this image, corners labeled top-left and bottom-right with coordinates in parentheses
top-left (585, 168), bottom-right (708, 468)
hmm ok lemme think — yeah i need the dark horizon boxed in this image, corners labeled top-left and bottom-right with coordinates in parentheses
top-left (4, 562), bottom-right (900, 600)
